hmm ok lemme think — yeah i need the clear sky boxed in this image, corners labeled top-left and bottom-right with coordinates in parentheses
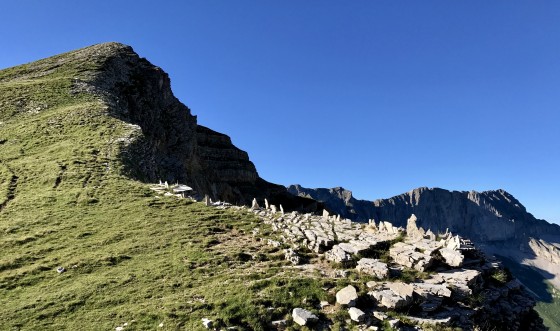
top-left (1, 1), bottom-right (559, 223)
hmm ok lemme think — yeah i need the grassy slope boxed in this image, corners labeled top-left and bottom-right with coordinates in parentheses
top-left (0, 53), bottom-right (338, 331)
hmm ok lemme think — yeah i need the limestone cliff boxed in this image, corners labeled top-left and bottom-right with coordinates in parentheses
top-left (371, 187), bottom-right (560, 243)
top-left (62, 42), bottom-right (319, 210)
top-left (287, 184), bottom-right (376, 221)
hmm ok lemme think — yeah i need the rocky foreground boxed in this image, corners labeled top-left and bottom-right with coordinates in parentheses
top-left (210, 198), bottom-right (546, 330)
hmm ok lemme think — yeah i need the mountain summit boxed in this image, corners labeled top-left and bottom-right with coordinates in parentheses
top-left (0, 42), bottom-right (318, 210)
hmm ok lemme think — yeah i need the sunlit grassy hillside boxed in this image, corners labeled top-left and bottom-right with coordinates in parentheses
top-left (0, 48), bottom-right (339, 331)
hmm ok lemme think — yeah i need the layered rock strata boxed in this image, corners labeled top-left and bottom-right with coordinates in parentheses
top-left (49, 42), bottom-right (319, 210)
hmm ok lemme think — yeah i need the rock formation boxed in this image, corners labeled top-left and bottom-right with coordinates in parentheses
top-left (288, 185), bottom-right (560, 291)
top-left (287, 184), bottom-right (376, 221)
top-left (45, 42), bottom-right (319, 210)
top-left (239, 202), bottom-right (545, 330)
top-left (372, 187), bottom-right (560, 242)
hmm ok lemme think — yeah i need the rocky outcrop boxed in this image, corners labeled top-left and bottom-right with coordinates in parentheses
top-left (288, 185), bottom-right (560, 286)
top-left (238, 202), bottom-right (545, 330)
top-left (54, 42), bottom-right (319, 210)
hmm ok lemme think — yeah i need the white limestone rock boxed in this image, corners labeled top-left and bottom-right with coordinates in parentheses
top-left (369, 282), bottom-right (413, 309)
top-left (348, 307), bottom-right (366, 322)
top-left (406, 214), bottom-right (425, 240)
top-left (201, 318), bottom-right (213, 329)
top-left (336, 285), bottom-right (358, 307)
top-left (440, 247), bottom-right (464, 267)
top-left (325, 245), bottom-right (352, 264)
top-left (292, 308), bottom-right (318, 326)
top-left (356, 258), bottom-right (389, 279)
top-left (251, 198), bottom-right (260, 210)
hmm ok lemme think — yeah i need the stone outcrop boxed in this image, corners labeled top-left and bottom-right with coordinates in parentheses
top-left (58, 42), bottom-right (321, 211)
top-left (356, 258), bottom-right (388, 279)
top-left (241, 202), bottom-right (545, 330)
top-left (348, 307), bottom-right (366, 322)
top-left (287, 184), bottom-right (560, 292)
top-left (369, 282), bottom-right (414, 309)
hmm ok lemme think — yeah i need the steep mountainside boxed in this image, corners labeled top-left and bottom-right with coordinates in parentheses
top-left (371, 187), bottom-right (560, 243)
top-left (12, 42), bottom-right (318, 209)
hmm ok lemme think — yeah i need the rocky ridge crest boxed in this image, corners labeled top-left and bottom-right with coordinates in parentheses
top-left (55, 42), bottom-right (319, 210)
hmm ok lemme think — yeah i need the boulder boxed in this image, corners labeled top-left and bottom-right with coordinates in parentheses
top-left (390, 242), bottom-right (433, 271)
top-left (440, 247), bottom-right (464, 267)
top-left (356, 258), bottom-right (388, 279)
top-left (348, 307), bottom-right (366, 322)
top-left (369, 282), bottom-right (413, 309)
top-left (325, 245), bottom-right (352, 265)
top-left (412, 283), bottom-right (452, 298)
top-left (336, 285), bottom-right (358, 307)
top-left (201, 318), bottom-right (213, 329)
top-left (292, 308), bottom-right (318, 326)
top-left (386, 282), bottom-right (414, 299)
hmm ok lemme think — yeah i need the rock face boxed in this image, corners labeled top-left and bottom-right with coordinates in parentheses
top-left (372, 187), bottom-right (560, 242)
top-left (55, 42), bottom-right (319, 210)
top-left (287, 184), bottom-right (376, 221)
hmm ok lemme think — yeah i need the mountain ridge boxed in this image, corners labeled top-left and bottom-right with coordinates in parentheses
top-left (0, 42), bottom-right (555, 330)
top-left (43, 42), bottom-right (320, 211)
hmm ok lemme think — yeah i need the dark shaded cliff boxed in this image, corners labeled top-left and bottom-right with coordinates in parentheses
top-left (57, 42), bottom-right (318, 210)
top-left (287, 184), bottom-right (376, 221)
top-left (371, 187), bottom-right (560, 243)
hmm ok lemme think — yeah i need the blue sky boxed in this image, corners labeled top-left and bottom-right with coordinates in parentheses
top-left (1, 1), bottom-right (559, 223)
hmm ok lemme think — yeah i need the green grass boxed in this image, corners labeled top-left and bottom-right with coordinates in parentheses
top-left (0, 48), bottom-right (335, 330)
